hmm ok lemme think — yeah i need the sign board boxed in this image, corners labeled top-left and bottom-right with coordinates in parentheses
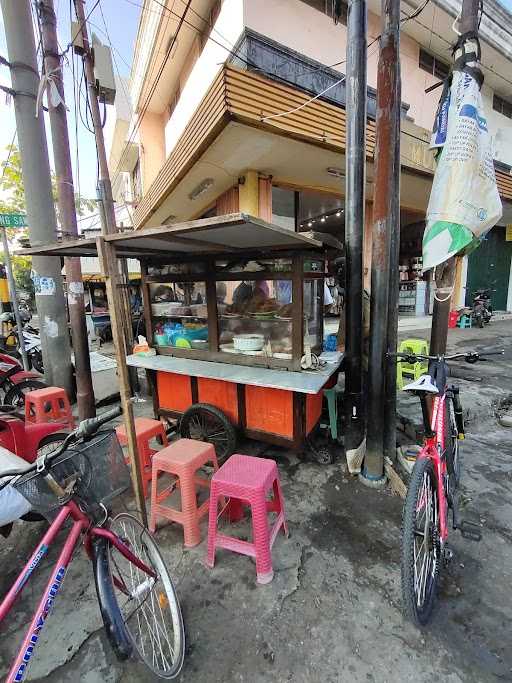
top-left (0, 214), bottom-right (27, 228)
top-left (506, 224), bottom-right (512, 241)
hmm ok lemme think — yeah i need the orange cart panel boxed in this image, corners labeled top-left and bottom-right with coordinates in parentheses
top-left (197, 378), bottom-right (238, 424)
top-left (305, 391), bottom-right (323, 435)
top-left (157, 372), bottom-right (193, 413)
top-left (245, 385), bottom-right (293, 438)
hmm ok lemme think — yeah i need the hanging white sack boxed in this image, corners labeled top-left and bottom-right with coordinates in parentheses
top-left (423, 41), bottom-right (502, 271)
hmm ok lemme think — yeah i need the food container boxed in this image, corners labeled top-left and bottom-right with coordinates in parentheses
top-left (151, 302), bottom-right (182, 316)
top-left (154, 333), bottom-right (168, 346)
top-left (233, 334), bottom-right (265, 352)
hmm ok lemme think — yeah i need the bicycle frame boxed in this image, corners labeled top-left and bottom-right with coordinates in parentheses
top-left (0, 499), bottom-right (154, 683)
top-left (417, 391), bottom-right (449, 543)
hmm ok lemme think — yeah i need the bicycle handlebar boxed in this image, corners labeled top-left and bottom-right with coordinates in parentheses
top-left (0, 405), bottom-right (123, 486)
top-left (388, 349), bottom-right (504, 364)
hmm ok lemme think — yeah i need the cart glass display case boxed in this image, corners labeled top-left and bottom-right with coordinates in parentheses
top-left (144, 254), bottom-right (326, 371)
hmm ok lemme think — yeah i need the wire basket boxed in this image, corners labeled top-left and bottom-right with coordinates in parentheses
top-left (13, 430), bottom-right (131, 515)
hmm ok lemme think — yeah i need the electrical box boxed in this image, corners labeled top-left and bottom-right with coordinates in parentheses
top-left (70, 21), bottom-right (84, 55)
top-left (91, 33), bottom-right (116, 105)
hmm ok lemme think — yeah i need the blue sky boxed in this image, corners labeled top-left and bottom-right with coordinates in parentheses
top-left (0, 0), bottom-right (141, 200)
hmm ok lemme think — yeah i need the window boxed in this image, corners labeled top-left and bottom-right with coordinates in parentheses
top-left (493, 94), bottom-right (512, 119)
top-left (419, 48), bottom-right (449, 81)
top-left (299, 0), bottom-right (348, 26)
top-left (271, 186), bottom-right (296, 231)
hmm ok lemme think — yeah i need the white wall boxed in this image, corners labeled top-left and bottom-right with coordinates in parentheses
top-left (482, 84), bottom-right (512, 168)
top-left (164, 0), bottom-right (244, 157)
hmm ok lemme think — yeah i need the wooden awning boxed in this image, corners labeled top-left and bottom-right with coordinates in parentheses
top-left (19, 213), bottom-right (326, 259)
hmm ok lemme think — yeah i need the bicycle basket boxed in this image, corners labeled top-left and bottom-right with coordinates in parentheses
top-left (13, 430), bottom-right (131, 515)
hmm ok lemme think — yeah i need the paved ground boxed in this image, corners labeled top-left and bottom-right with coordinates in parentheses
top-left (1, 321), bottom-right (511, 682)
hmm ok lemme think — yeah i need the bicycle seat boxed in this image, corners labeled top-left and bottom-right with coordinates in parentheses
top-left (402, 374), bottom-right (439, 394)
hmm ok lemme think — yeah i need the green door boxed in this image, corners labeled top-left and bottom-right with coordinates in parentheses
top-left (466, 226), bottom-right (512, 311)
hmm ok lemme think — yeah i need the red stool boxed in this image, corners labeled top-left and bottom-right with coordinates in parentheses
top-left (116, 417), bottom-right (168, 498)
top-left (25, 387), bottom-right (75, 430)
top-left (150, 439), bottom-right (219, 547)
top-left (206, 454), bottom-right (288, 584)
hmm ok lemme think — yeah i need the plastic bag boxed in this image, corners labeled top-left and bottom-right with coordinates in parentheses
top-left (132, 335), bottom-right (156, 357)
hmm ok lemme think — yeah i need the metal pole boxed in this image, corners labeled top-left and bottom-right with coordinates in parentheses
top-left (74, 0), bottom-right (117, 235)
top-left (1, 228), bottom-right (29, 370)
top-left (429, 0), bottom-right (479, 355)
top-left (39, 0), bottom-right (96, 419)
top-left (343, 0), bottom-right (367, 472)
top-left (362, 0), bottom-right (400, 476)
top-left (0, 0), bottom-right (73, 395)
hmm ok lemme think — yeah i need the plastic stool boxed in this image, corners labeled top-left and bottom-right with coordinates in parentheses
top-left (397, 338), bottom-right (429, 390)
top-left (25, 387), bottom-right (75, 430)
top-left (149, 438), bottom-right (219, 546)
top-left (457, 314), bottom-right (472, 329)
top-left (206, 454), bottom-right (288, 585)
top-left (116, 417), bottom-right (168, 498)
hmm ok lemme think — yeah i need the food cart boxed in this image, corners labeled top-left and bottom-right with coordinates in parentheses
top-left (21, 213), bottom-right (343, 519)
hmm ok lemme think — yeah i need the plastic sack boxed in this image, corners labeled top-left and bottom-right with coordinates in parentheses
top-left (423, 70), bottom-right (502, 271)
top-left (132, 335), bottom-right (156, 357)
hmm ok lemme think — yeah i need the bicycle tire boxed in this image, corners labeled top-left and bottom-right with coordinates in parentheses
top-left (401, 457), bottom-right (441, 626)
top-left (180, 403), bottom-right (236, 463)
top-left (104, 513), bottom-right (185, 679)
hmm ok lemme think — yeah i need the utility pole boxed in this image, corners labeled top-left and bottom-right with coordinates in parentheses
top-left (343, 0), bottom-right (367, 473)
top-left (365, 0), bottom-right (401, 482)
top-left (0, 0), bottom-right (73, 395)
top-left (73, 0), bottom-right (117, 236)
top-left (38, 0), bottom-right (96, 420)
top-left (430, 0), bottom-right (479, 355)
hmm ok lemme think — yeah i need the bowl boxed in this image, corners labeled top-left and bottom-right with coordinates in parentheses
top-left (233, 334), bottom-right (265, 352)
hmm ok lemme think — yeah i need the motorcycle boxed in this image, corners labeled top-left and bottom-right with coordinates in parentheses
top-left (0, 312), bottom-right (43, 374)
top-left (0, 352), bottom-right (47, 407)
top-left (472, 288), bottom-right (494, 328)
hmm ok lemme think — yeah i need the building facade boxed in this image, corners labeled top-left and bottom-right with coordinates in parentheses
top-left (106, 0), bottom-right (512, 312)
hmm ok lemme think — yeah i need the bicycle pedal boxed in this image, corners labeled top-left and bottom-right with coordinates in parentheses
top-left (459, 520), bottom-right (482, 542)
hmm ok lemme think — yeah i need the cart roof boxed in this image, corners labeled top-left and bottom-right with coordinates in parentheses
top-left (19, 213), bottom-right (326, 259)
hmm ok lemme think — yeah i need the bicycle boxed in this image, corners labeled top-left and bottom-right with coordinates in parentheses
top-left (392, 349), bottom-right (503, 626)
top-left (0, 406), bottom-right (185, 681)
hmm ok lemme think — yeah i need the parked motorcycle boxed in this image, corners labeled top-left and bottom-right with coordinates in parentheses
top-left (0, 312), bottom-right (43, 373)
top-left (472, 288), bottom-right (494, 328)
top-left (0, 352), bottom-right (47, 407)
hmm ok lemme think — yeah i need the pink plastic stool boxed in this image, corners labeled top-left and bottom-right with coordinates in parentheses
top-left (116, 417), bottom-right (168, 498)
top-left (150, 439), bottom-right (219, 547)
top-left (206, 454), bottom-right (288, 584)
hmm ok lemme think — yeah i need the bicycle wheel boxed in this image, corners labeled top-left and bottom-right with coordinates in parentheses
top-left (105, 513), bottom-right (185, 679)
top-left (445, 397), bottom-right (461, 488)
top-left (180, 403), bottom-right (236, 463)
top-left (401, 457), bottom-right (441, 626)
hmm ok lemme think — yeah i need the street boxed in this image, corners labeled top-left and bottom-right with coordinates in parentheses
top-left (0, 321), bottom-right (511, 682)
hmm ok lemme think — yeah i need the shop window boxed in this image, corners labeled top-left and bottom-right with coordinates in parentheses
top-left (271, 186), bottom-right (296, 231)
top-left (304, 279), bottom-right (323, 351)
top-left (217, 279), bottom-right (292, 359)
top-left (299, 0), bottom-right (348, 25)
top-left (493, 94), bottom-right (512, 120)
top-left (419, 48), bottom-right (449, 81)
top-left (150, 281), bottom-right (208, 349)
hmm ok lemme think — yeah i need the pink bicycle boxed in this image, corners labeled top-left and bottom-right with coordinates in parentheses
top-left (394, 349), bottom-right (503, 626)
top-left (0, 407), bottom-right (184, 681)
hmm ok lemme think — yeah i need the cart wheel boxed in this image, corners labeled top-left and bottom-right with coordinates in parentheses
top-left (306, 436), bottom-right (336, 465)
top-left (180, 403), bottom-right (237, 463)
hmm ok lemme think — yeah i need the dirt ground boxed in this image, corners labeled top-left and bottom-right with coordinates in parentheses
top-left (1, 320), bottom-right (511, 682)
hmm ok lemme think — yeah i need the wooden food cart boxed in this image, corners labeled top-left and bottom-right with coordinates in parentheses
top-left (21, 214), bottom-right (343, 516)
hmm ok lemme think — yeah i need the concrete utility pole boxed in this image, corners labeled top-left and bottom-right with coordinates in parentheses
top-left (343, 0), bottom-right (367, 472)
top-left (0, 0), bottom-right (73, 395)
top-left (73, 0), bottom-right (117, 236)
top-left (38, 0), bottom-right (96, 420)
top-left (430, 0), bottom-right (480, 355)
top-left (364, 0), bottom-right (401, 483)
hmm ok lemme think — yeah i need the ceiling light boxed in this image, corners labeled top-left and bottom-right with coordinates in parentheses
top-left (188, 178), bottom-right (214, 201)
top-left (307, 221), bottom-right (313, 227)
top-left (326, 167), bottom-right (345, 178)
top-left (336, 211), bottom-right (341, 217)
top-left (321, 217), bottom-right (326, 223)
